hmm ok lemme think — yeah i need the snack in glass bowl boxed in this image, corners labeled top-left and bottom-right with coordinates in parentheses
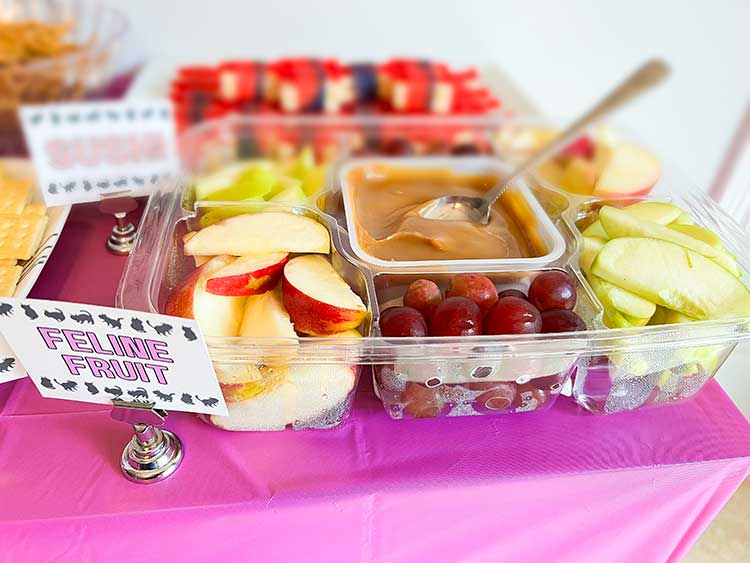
top-left (0, 0), bottom-right (128, 153)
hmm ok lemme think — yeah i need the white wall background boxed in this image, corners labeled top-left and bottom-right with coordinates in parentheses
top-left (108, 0), bottom-right (750, 414)
top-left (110, 0), bottom-right (750, 188)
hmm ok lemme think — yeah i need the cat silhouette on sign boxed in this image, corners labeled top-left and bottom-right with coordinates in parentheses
top-left (196, 396), bottom-right (219, 408)
top-left (153, 390), bottom-right (174, 402)
top-left (130, 318), bottom-right (146, 333)
top-left (85, 381), bottom-right (99, 395)
top-left (105, 385), bottom-right (123, 399)
top-left (98, 314), bottom-right (122, 329)
top-left (0, 303), bottom-right (13, 316)
top-left (127, 387), bottom-right (148, 400)
top-left (0, 357), bottom-right (15, 373)
top-left (21, 304), bottom-right (38, 320)
top-left (71, 310), bottom-right (94, 324)
top-left (55, 379), bottom-right (77, 391)
top-left (40, 377), bottom-right (54, 389)
top-left (182, 326), bottom-right (197, 341)
top-left (44, 308), bottom-right (65, 322)
top-left (148, 321), bottom-right (172, 336)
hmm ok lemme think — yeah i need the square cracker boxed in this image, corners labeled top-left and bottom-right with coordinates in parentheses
top-left (0, 177), bottom-right (32, 215)
top-left (0, 265), bottom-right (22, 297)
top-left (22, 203), bottom-right (46, 217)
top-left (0, 213), bottom-right (48, 260)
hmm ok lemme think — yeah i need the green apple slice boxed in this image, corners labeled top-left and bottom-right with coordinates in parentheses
top-left (599, 206), bottom-right (739, 276)
top-left (649, 305), bottom-right (696, 325)
top-left (621, 201), bottom-right (684, 224)
top-left (581, 201), bottom-right (684, 240)
top-left (580, 236), bottom-right (606, 274)
top-left (582, 220), bottom-right (608, 239)
top-left (667, 223), bottom-right (723, 250)
top-left (592, 237), bottom-right (750, 319)
top-left (671, 211), bottom-right (694, 225)
top-left (271, 183), bottom-right (307, 202)
top-left (195, 162), bottom-right (255, 200)
top-left (589, 275), bottom-right (656, 320)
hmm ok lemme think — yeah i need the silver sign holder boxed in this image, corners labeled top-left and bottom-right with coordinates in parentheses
top-left (99, 191), bottom-right (139, 255)
top-left (111, 399), bottom-right (184, 483)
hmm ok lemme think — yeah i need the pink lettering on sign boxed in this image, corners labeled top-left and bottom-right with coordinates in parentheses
top-left (145, 340), bottom-right (173, 364)
top-left (37, 327), bottom-right (64, 350)
top-left (61, 329), bottom-right (93, 353)
top-left (62, 354), bottom-right (86, 376)
top-left (86, 357), bottom-right (115, 379)
top-left (44, 132), bottom-right (168, 169)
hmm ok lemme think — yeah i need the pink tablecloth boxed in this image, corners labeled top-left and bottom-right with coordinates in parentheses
top-left (1, 203), bottom-right (749, 563)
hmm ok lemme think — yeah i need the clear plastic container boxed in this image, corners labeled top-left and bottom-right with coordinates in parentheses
top-left (117, 114), bottom-right (750, 428)
top-left (339, 156), bottom-right (566, 271)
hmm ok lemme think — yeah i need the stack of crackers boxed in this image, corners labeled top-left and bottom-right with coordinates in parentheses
top-left (0, 165), bottom-right (48, 297)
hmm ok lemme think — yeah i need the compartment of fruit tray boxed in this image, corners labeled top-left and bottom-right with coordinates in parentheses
top-left (118, 193), bottom-right (375, 431)
top-left (563, 187), bottom-right (750, 413)
top-left (370, 268), bottom-right (596, 419)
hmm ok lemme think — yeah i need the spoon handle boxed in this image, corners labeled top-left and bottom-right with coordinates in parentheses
top-left (481, 58), bottom-right (670, 208)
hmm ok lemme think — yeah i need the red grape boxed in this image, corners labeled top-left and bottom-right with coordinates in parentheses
top-left (446, 273), bottom-right (498, 315)
top-left (402, 383), bottom-right (445, 418)
top-left (528, 271), bottom-right (577, 311)
top-left (403, 279), bottom-right (443, 320)
top-left (514, 384), bottom-right (547, 412)
top-left (429, 296), bottom-right (483, 336)
top-left (540, 309), bottom-right (586, 333)
top-left (467, 381), bottom-right (517, 410)
top-left (379, 306), bottom-right (427, 337)
top-left (484, 296), bottom-right (542, 335)
top-left (529, 373), bottom-right (566, 392)
top-left (497, 288), bottom-right (528, 301)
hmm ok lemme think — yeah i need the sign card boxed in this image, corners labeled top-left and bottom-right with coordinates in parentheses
top-left (19, 100), bottom-right (180, 207)
top-left (0, 298), bottom-right (228, 416)
top-left (0, 335), bottom-right (26, 385)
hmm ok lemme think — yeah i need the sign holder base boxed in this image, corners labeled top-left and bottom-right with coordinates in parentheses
top-left (99, 192), bottom-right (139, 256)
top-left (111, 399), bottom-right (184, 483)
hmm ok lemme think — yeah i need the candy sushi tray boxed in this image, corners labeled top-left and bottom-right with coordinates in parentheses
top-left (117, 114), bottom-right (750, 431)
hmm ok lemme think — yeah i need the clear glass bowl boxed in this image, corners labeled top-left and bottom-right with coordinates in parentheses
top-left (0, 0), bottom-right (129, 150)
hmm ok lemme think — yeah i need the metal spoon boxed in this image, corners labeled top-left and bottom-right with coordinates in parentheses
top-left (419, 59), bottom-right (670, 224)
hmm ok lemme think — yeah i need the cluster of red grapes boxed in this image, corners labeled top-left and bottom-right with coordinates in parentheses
top-left (378, 369), bottom-right (565, 418)
top-left (378, 271), bottom-right (586, 338)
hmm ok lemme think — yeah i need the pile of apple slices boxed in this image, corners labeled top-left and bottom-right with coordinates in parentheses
top-left (580, 201), bottom-right (750, 328)
top-left (165, 211), bottom-right (367, 431)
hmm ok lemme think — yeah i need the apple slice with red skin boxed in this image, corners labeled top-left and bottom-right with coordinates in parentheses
top-left (282, 255), bottom-right (367, 336)
top-left (206, 252), bottom-right (289, 296)
top-left (164, 255), bottom-right (246, 336)
top-left (183, 212), bottom-right (330, 256)
top-left (592, 143), bottom-right (660, 197)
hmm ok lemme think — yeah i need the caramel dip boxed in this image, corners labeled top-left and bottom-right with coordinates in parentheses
top-left (346, 164), bottom-right (547, 262)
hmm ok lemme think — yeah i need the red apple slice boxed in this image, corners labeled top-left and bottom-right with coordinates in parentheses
top-left (206, 252), bottom-right (289, 296)
top-left (282, 255), bottom-right (367, 336)
top-left (209, 364), bottom-right (357, 431)
top-left (183, 212), bottom-right (330, 256)
top-left (164, 255), bottom-right (246, 336)
top-left (593, 143), bottom-right (661, 197)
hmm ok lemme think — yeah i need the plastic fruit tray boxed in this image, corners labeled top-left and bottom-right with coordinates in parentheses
top-left (117, 114), bottom-right (750, 429)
